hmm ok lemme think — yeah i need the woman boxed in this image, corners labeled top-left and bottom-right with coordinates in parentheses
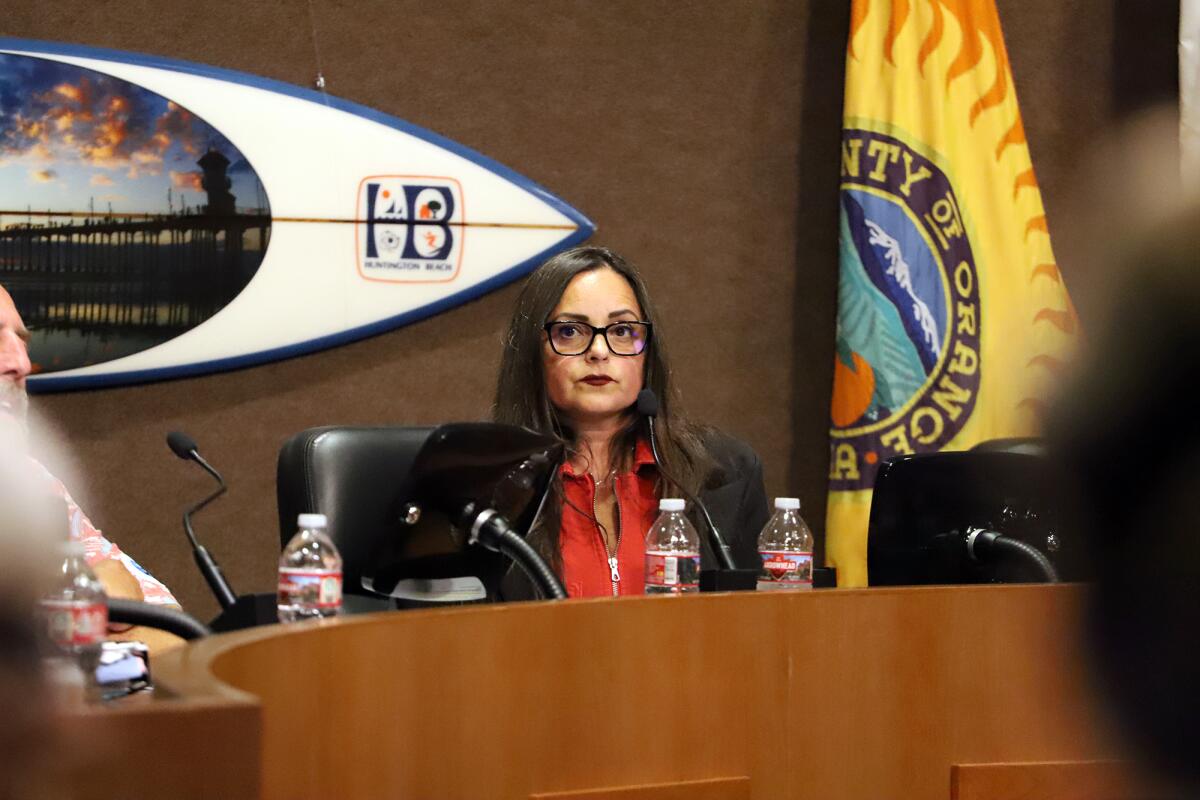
top-left (493, 245), bottom-right (769, 600)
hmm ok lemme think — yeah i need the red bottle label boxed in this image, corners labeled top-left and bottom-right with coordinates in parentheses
top-left (278, 568), bottom-right (343, 608)
top-left (645, 552), bottom-right (700, 588)
top-left (41, 599), bottom-right (108, 647)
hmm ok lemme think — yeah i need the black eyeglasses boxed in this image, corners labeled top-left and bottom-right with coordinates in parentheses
top-left (543, 320), bottom-right (652, 356)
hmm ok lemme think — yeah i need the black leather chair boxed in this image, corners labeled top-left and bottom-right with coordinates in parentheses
top-left (275, 426), bottom-right (507, 611)
top-left (867, 448), bottom-right (1076, 585)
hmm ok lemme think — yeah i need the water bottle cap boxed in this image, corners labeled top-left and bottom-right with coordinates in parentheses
top-left (297, 513), bottom-right (328, 529)
top-left (774, 497), bottom-right (800, 510)
top-left (658, 498), bottom-right (686, 512)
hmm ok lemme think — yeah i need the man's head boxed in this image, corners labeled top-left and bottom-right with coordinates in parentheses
top-left (0, 284), bottom-right (32, 431)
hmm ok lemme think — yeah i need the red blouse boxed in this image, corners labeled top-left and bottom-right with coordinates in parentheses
top-left (559, 439), bottom-right (659, 598)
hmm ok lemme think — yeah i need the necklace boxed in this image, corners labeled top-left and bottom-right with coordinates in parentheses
top-left (590, 465), bottom-right (618, 489)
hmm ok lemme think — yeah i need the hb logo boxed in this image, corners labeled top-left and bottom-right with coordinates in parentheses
top-left (362, 180), bottom-right (457, 260)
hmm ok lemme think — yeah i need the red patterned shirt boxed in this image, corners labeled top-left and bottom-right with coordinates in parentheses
top-left (33, 459), bottom-right (178, 607)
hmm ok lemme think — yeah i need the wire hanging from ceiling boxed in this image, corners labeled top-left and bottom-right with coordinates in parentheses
top-left (306, 0), bottom-right (330, 100)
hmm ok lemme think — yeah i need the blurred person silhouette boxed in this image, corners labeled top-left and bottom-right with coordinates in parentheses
top-left (0, 426), bottom-right (57, 798)
top-left (1051, 180), bottom-right (1200, 796)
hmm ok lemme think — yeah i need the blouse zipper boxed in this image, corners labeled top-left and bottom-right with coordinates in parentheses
top-left (592, 476), bottom-right (623, 597)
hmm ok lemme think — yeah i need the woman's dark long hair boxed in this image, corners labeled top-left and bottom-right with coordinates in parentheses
top-left (493, 245), bottom-right (715, 572)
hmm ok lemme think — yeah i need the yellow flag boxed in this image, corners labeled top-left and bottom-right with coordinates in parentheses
top-left (826, 0), bottom-right (1078, 587)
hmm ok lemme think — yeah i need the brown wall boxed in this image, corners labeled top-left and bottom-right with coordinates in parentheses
top-left (2, 0), bottom-right (1171, 617)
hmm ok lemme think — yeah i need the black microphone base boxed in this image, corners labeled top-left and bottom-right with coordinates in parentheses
top-left (699, 568), bottom-right (759, 592)
top-left (813, 566), bottom-right (838, 588)
top-left (209, 593), bottom-right (278, 633)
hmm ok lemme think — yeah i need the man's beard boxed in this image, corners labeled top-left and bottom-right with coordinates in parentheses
top-left (0, 383), bottom-right (28, 434)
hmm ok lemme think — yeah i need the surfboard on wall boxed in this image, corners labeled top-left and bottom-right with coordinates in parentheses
top-left (0, 37), bottom-right (595, 391)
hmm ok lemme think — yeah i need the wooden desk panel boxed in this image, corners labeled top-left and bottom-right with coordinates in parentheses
top-left (951, 761), bottom-right (1142, 800)
top-left (152, 584), bottom-right (1126, 799)
top-left (62, 696), bottom-right (261, 800)
top-left (530, 776), bottom-right (752, 799)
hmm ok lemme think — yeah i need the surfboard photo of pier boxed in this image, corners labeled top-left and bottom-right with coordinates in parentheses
top-left (0, 51), bottom-right (270, 376)
top-left (2, 38), bottom-right (593, 391)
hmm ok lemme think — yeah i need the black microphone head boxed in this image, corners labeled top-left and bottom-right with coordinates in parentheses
top-left (167, 431), bottom-right (199, 460)
top-left (636, 389), bottom-right (659, 417)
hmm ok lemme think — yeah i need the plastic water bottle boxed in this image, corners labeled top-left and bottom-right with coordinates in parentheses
top-left (644, 498), bottom-right (701, 595)
top-left (756, 498), bottom-right (815, 591)
top-left (278, 513), bottom-right (343, 623)
top-left (38, 541), bottom-right (108, 680)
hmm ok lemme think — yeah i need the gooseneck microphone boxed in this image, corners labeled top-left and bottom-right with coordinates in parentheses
top-left (453, 501), bottom-right (567, 600)
top-left (166, 431), bottom-right (238, 610)
top-left (636, 389), bottom-right (738, 571)
top-left (964, 527), bottom-right (1060, 583)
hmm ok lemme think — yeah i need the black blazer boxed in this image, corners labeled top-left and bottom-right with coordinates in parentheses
top-left (498, 428), bottom-right (770, 601)
top-left (694, 429), bottom-right (771, 572)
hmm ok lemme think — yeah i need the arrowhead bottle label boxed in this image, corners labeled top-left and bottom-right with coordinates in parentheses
top-left (278, 568), bottom-right (343, 609)
top-left (759, 551), bottom-right (814, 586)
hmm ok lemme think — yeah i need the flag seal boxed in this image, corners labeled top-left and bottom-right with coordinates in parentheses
top-left (830, 129), bottom-right (982, 491)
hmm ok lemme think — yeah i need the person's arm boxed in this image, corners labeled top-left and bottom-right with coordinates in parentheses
top-left (34, 461), bottom-right (187, 653)
top-left (696, 433), bottom-right (771, 570)
top-left (92, 559), bottom-right (186, 653)
top-left (730, 451), bottom-right (770, 570)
